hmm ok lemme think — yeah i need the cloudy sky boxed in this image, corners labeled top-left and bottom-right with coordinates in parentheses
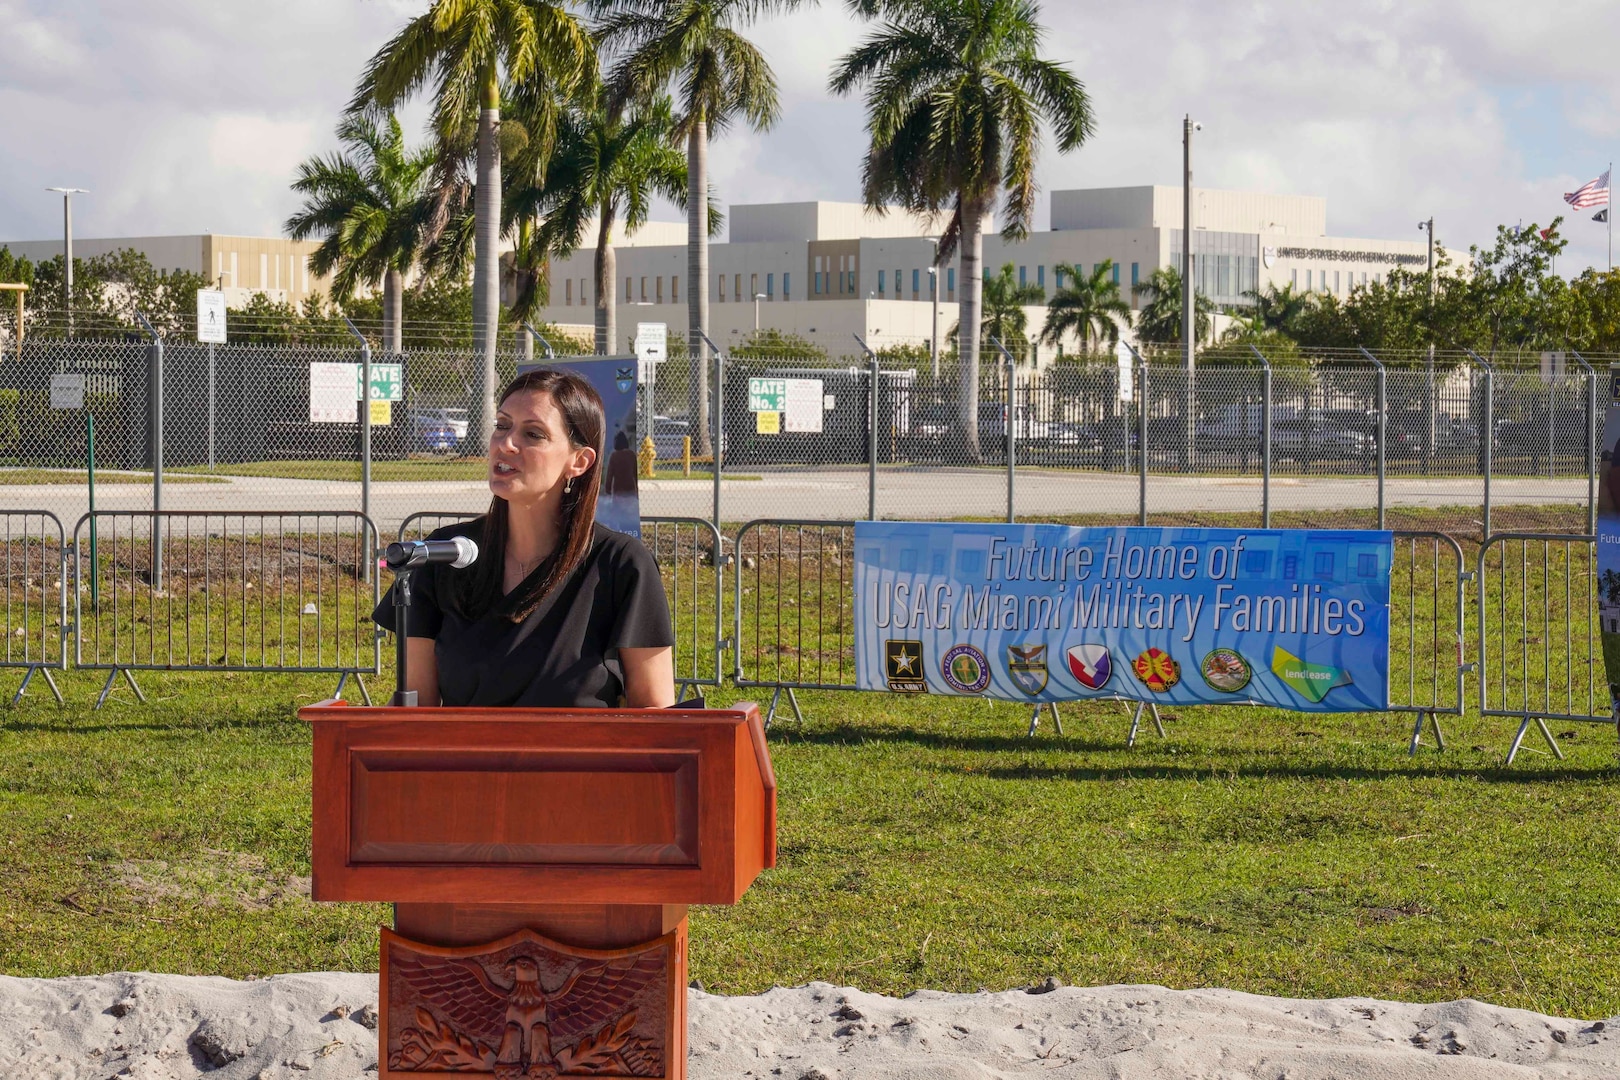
top-left (3, 0), bottom-right (1618, 273)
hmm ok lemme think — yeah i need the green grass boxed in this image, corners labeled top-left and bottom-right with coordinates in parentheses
top-left (2, 503), bottom-right (1616, 1017)
top-left (2, 674), bottom-right (1617, 1018)
top-left (172, 459), bottom-right (491, 482)
top-left (0, 470), bottom-right (227, 485)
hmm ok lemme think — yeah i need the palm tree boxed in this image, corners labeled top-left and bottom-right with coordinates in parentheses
top-left (351, 0), bottom-right (593, 444)
top-left (593, 0), bottom-right (808, 453)
top-left (285, 115), bottom-right (434, 355)
top-left (832, 0), bottom-right (1094, 460)
top-left (510, 89), bottom-right (689, 355)
top-left (1243, 281), bottom-right (1313, 337)
top-left (1042, 260), bottom-right (1131, 351)
top-left (974, 263), bottom-right (1044, 358)
top-left (1134, 265), bottom-right (1213, 344)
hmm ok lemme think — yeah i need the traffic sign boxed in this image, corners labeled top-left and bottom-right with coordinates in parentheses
top-left (358, 363), bottom-right (403, 402)
top-left (197, 289), bottom-right (227, 344)
top-left (50, 373), bottom-right (85, 410)
top-left (635, 322), bottom-right (666, 380)
top-left (748, 377), bottom-right (786, 412)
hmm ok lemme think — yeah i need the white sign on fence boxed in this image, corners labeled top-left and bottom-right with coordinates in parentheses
top-left (783, 378), bottom-right (825, 433)
top-left (50, 373), bottom-right (85, 410)
top-left (196, 289), bottom-right (227, 344)
top-left (1115, 339), bottom-right (1134, 402)
top-left (310, 362), bottom-right (359, 423)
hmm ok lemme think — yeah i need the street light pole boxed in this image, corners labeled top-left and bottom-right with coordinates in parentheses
top-left (753, 293), bottom-right (765, 332)
top-left (1182, 117), bottom-right (1197, 372)
top-left (46, 187), bottom-right (88, 337)
top-left (1181, 117), bottom-right (1200, 472)
top-left (1419, 217), bottom-right (1435, 471)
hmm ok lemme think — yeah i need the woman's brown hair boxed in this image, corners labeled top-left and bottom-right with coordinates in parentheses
top-left (454, 367), bottom-right (604, 622)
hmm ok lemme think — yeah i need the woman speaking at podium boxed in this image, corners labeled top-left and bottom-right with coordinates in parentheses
top-left (374, 368), bottom-right (676, 708)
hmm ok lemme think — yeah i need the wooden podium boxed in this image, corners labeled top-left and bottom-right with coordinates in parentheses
top-left (299, 703), bottom-right (776, 1080)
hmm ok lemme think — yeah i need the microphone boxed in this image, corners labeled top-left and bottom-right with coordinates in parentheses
top-left (384, 536), bottom-right (479, 571)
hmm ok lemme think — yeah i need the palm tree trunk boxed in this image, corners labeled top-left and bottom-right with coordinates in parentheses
top-left (958, 196), bottom-right (986, 462)
top-left (472, 68), bottom-right (502, 448)
top-left (688, 116), bottom-right (712, 457)
top-left (595, 207), bottom-right (616, 356)
top-left (383, 267), bottom-right (403, 356)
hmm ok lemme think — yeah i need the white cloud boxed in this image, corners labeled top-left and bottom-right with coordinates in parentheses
top-left (2, 0), bottom-right (1617, 274)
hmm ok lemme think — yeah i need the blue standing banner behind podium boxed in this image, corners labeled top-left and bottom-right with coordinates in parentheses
top-left (853, 522), bottom-right (1392, 713)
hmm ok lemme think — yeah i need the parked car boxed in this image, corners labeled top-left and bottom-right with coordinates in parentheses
top-left (412, 407), bottom-right (471, 454)
top-left (1494, 408), bottom-right (1592, 455)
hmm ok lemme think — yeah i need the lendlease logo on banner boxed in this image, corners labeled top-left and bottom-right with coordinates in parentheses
top-left (851, 523), bottom-right (1391, 712)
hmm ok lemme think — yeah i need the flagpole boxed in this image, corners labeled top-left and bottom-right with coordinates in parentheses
top-left (1609, 160), bottom-right (1613, 270)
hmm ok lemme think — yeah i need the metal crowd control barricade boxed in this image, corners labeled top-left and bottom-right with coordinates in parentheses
top-left (396, 512), bottom-right (727, 702)
top-left (733, 519), bottom-right (860, 725)
top-left (1476, 531), bottom-right (1611, 764)
top-left (1386, 531), bottom-right (1470, 753)
top-left (1, 511), bottom-right (69, 705)
top-left (72, 511), bottom-right (382, 707)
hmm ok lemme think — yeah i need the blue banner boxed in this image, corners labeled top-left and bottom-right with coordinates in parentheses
top-left (520, 357), bottom-right (641, 538)
top-left (853, 522), bottom-right (1391, 712)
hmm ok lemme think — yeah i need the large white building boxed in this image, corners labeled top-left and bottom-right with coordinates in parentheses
top-left (535, 185), bottom-right (1431, 355)
top-left (0, 233), bottom-right (332, 308)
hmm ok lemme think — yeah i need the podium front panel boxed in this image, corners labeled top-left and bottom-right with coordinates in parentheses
top-left (300, 705), bottom-right (774, 906)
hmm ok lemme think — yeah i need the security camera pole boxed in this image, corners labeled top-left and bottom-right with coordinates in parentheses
top-left (46, 187), bottom-right (88, 338)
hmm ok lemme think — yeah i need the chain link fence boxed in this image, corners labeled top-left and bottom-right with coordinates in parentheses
top-left (2, 328), bottom-right (1608, 538)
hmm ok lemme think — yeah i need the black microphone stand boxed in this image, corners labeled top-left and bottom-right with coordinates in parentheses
top-left (391, 568), bottom-right (418, 707)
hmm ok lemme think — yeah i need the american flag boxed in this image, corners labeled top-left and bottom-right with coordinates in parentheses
top-left (1564, 170), bottom-right (1610, 209)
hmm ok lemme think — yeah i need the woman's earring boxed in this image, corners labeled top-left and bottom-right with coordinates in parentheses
top-left (564, 477), bottom-right (573, 494)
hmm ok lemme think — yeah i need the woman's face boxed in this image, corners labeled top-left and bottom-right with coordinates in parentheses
top-left (488, 389), bottom-right (596, 507)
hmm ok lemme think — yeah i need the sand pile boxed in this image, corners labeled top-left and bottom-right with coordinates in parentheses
top-left (2, 971), bottom-right (1615, 1079)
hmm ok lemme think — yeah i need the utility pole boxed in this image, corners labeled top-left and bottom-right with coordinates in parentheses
top-left (1419, 217), bottom-right (1435, 471)
top-left (46, 187), bottom-right (88, 337)
top-left (753, 293), bottom-right (765, 332)
top-left (929, 238), bottom-right (941, 381)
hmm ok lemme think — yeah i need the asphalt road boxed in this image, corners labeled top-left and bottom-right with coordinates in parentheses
top-left (0, 468), bottom-right (1588, 537)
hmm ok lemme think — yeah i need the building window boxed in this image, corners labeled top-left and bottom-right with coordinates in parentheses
top-left (639, 276), bottom-right (647, 301)
top-left (767, 273), bottom-right (774, 298)
top-left (878, 270), bottom-right (885, 295)
top-left (565, 279), bottom-right (573, 305)
top-left (912, 268), bottom-right (920, 296)
top-left (1333, 270), bottom-right (1340, 294)
top-left (1055, 266), bottom-right (1065, 289)
top-left (1291, 268), bottom-right (1298, 288)
top-left (1111, 263), bottom-right (1120, 286)
top-left (1361, 272), bottom-right (1368, 286)
top-left (1018, 265), bottom-right (1026, 286)
top-left (259, 253), bottom-right (268, 288)
top-left (783, 272), bottom-right (791, 300)
top-left (734, 274), bottom-right (741, 302)
top-left (1131, 262), bottom-right (1139, 287)
top-left (580, 278), bottom-right (588, 304)
top-left (947, 267), bottom-right (955, 296)
top-left (671, 275), bottom-right (678, 302)
top-left (814, 271), bottom-right (821, 295)
top-left (626, 277), bottom-right (633, 301)
top-left (1037, 265), bottom-right (1045, 290)
top-left (750, 273), bottom-right (757, 299)
top-left (718, 274), bottom-right (726, 301)
top-left (1305, 269), bottom-right (1312, 291)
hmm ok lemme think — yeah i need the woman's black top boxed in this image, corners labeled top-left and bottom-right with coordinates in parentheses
top-left (372, 520), bottom-right (674, 708)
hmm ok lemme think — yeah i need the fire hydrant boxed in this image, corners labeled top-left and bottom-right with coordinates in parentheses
top-left (638, 434), bottom-right (657, 478)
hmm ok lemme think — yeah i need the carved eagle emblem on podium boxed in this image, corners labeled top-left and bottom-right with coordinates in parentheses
top-left (385, 929), bottom-right (671, 1077)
